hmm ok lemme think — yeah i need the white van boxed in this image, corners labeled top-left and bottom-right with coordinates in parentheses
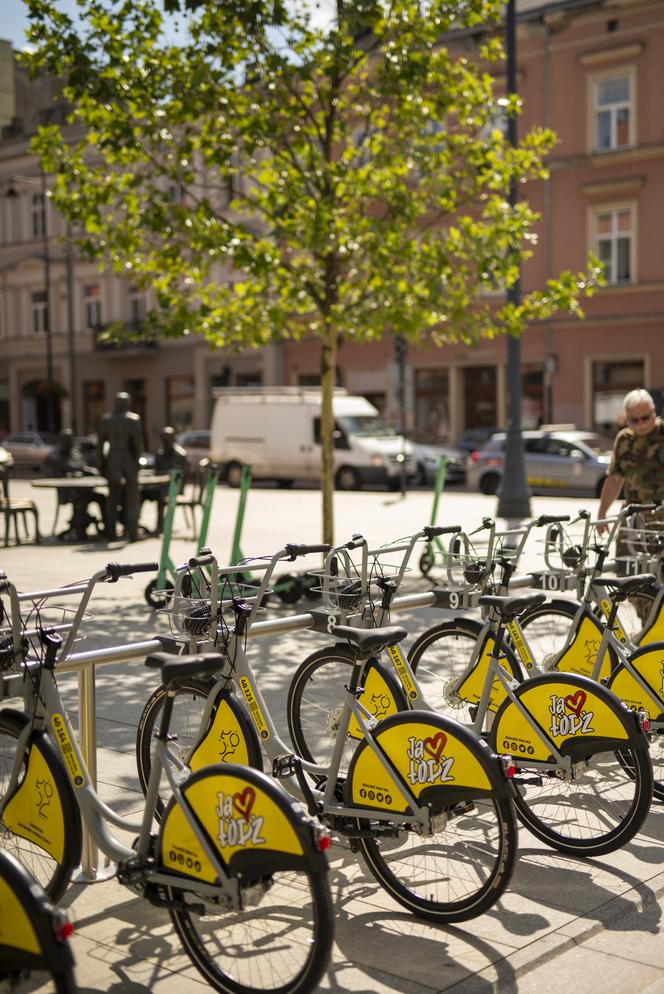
top-left (210, 387), bottom-right (416, 489)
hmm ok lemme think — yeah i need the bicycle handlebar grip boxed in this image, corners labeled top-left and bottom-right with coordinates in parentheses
top-left (423, 525), bottom-right (462, 539)
top-left (536, 515), bottom-right (571, 526)
top-left (105, 561), bottom-right (159, 581)
top-left (189, 553), bottom-right (215, 568)
top-left (345, 537), bottom-right (366, 550)
top-left (284, 543), bottom-right (331, 560)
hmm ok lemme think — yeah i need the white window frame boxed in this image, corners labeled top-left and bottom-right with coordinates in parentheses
top-left (590, 202), bottom-right (636, 286)
top-left (128, 284), bottom-right (147, 325)
top-left (30, 289), bottom-right (48, 335)
top-left (83, 283), bottom-right (103, 331)
top-left (31, 193), bottom-right (46, 239)
top-left (589, 66), bottom-right (635, 154)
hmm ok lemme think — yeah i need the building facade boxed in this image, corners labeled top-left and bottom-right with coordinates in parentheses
top-left (0, 0), bottom-right (662, 448)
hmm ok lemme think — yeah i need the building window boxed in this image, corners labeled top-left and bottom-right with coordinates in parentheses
top-left (415, 369), bottom-right (450, 440)
top-left (593, 73), bottom-right (632, 152)
top-left (31, 193), bottom-right (46, 238)
top-left (30, 290), bottom-right (48, 334)
top-left (83, 284), bottom-right (102, 330)
top-left (592, 359), bottom-right (645, 433)
top-left (593, 207), bottom-right (633, 284)
top-left (166, 376), bottom-right (194, 432)
top-left (128, 285), bottom-right (146, 326)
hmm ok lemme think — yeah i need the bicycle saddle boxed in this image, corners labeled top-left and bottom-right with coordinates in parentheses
top-left (145, 650), bottom-right (223, 689)
top-left (478, 593), bottom-right (546, 621)
top-left (591, 574), bottom-right (656, 598)
top-left (332, 625), bottom-right (407, 654)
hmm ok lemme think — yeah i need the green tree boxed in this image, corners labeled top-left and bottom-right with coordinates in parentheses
top-left (24, 0), bottom-right (598, 542)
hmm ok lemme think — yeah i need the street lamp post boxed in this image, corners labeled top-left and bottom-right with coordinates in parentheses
top-left (496, 0), bottom-right (532, 521)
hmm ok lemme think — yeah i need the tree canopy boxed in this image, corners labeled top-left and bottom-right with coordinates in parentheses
top-left (23, 0), bottom-right (600, 540)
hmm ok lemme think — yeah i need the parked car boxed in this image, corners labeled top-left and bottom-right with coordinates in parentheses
top-left (2, 431), bottom-right (57, 474)
top-left (401, 430), bottom-right (467, 486)
top-left (455, 427), bottom-right (500, 456)
top-left (467, 429), bottom-right (612, 496)
top-left (0, 445), bottom-right (14, 471)
top-left (176, 429), bottom-right (211, 475)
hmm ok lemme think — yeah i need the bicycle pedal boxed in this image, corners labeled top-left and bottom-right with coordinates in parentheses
top-left (272, 753), bottom-right (298, 778)
top-left (450, 802), bottom-right (475, 816)
top-left (513, 774), bottom-right (543, 787)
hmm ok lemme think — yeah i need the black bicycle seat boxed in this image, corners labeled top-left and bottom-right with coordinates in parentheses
top-left (332, 625), bottom-right (407, 654)
top-left (145, 650), bottom-right (222, 689)
top-left (478, 593), bottom-right (546, 621)
top-left (591, 574), bottom-right (656, 598)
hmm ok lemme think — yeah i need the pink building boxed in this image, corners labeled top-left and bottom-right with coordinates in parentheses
top-left (0, 0), bottom-right (662, 445)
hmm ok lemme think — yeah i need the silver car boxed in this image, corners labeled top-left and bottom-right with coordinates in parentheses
top-left (2, 431), bottom-right (57, 474)
top-left (467, 429), bottom-right (611, 496)
top-left (175, 429), bottom-right (211, 475)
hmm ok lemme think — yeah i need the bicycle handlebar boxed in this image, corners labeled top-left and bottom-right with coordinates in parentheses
top-left (284, 543), bottom-right (331, 561)
top-left (535, 514), bottom-right (571, 526)
top-left (105, 562), bottom-right (159, 582)
top-left (423, 525), bottom-right (462, 540)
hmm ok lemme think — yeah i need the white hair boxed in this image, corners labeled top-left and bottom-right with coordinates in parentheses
top-left (624, 388), bottom-right (655, 412)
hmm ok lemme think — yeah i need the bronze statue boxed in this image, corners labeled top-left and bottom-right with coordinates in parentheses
top-left (98, 392), bottom-right (143, 541)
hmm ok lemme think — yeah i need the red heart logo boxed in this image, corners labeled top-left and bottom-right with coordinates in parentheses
top-left (564, 691), bottom-right (587, 717)
top-left (423, 732), bottom-right (447, 763)
top-left (232, 786), bottom-right (256, 822)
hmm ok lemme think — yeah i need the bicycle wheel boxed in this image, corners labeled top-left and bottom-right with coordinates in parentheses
top-left (356, 795), bottom-right (517, 923)
top-left (407, 619), bottom-right (521, 723)
top-left (490, 685), bottom-right (653, 856)
top-left (287, 646), bottom-right (407, 771)
top-left (136, 680), bottom-right (212, 817)
top-left (168, 868), bottom-right (333, 994)
top-left (0, 711), bottom-right (80, 902)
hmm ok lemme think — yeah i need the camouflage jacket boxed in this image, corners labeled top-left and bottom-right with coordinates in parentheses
top-left (610, 417), bottom-right (664, 502)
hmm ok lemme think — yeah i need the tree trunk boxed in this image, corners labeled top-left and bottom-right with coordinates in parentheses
top-left (320, 321), bottom-right (337, 546)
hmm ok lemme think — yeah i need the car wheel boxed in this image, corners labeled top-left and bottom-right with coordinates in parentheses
top-left (335, 466), bottom-right (361, 491)
top-left (479, 472), bottom-right (500, 496)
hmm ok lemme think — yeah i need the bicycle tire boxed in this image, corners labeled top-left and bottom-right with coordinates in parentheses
top-left (355, 795), bottom-right (517, 923)
top-left (407, 619), bottom-right (522, 722)
top-left (137, 679), bottom-right (214, 816)
top-left (287, 645), bottom-right (408, 771)
top-left (168, 868), bottom-right (333, 994)
top-left (0, 710), bottom-right (80, 902)
top-left (490, 680), bottom-right (653, 856)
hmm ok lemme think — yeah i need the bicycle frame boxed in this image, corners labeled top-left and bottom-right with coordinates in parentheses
top-left (172, 544), bottom-right (508, 833)
top-left (0, 656), bottom-right (247, 904)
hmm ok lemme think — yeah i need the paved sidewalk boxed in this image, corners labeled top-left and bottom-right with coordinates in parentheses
top-left (3, 482), bottom-right (664, 993)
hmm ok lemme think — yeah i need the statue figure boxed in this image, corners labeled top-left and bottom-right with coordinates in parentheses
top-left (98, 392), bottom-right (143, 541)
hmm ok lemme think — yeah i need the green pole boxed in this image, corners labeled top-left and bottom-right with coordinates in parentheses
top-left (196, 464), bottom-right (220, 553)
top-left (429, 456), bottom-right (448, 527)
top-left (421, 456), bottom-right (447, 575)
top-left (230, 464), bottom-right (252, 566)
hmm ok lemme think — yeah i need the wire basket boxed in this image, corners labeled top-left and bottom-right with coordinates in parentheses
top-left (0, 603), bottom-right (93, 670)
top-left (165, 579), bottom-right (268, 638)
top-left (438, 533), bottom-right (494, 590)
top-left (616, 511), bottom-right (664, 561)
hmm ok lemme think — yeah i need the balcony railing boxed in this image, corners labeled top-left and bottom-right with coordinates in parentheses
top-left (92, 321), bottom-right (159, 352)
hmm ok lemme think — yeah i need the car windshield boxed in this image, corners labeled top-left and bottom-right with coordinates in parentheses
top-left (337, 415), bottom-right (397, 437)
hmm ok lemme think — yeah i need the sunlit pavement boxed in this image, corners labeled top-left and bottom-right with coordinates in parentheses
top-left (4, 482), bottom-right (664, 993)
